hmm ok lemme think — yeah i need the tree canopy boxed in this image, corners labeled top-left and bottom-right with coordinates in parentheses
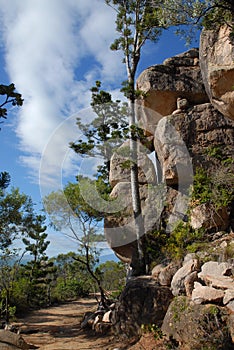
top-left (0, 83), bottom-right (23, 121)
top-left (0, 187), bottom-right (34, 251)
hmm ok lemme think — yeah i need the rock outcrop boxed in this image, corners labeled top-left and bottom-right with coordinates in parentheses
top-left (109, 141), bottom-right (156, 188)
top-left (105, 47), bottom-right (234, 264)
top-left (155, 103), bottom-right (234, 186)
top-left (162, 297), bottom-right (232, 349)
top-left (111, 237), bottom-right (234, 347)
top-left (112, 276), bottom-right (173, 337)
top-left (145, 235), bottom-right (233, 348)
top-left (200, 24), bottom-right (234, 120)
top-left (106, 26), bottom-right (234, 349)
top-left (159, 255), bottom-right (234, 348)
top-left (136, 48), bottom-right (208, 134)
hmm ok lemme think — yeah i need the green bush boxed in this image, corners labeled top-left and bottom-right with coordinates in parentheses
top-left (163, 222), bottom-right (205, 260)
top-left (51, 277), bottom-right (89, 302)
top-left (191, 167), bottom-right (234, 210)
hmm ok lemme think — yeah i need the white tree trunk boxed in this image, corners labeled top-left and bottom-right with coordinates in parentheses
top-left (129, 100), bottom-right (145, 275)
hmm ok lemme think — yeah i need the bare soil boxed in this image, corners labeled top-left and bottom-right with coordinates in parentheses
top-left (14, 298), bottom-right (124, 350)
top-left (14, 298), bottom-right (167, 350)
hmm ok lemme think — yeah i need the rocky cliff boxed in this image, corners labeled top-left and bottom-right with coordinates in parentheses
top-left (105, 24), bottom-right (234, 349)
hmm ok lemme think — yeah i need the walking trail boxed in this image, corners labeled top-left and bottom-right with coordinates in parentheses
top-left (15, 297), bottom-right (164, 350)
top-left (15, 298), bottom-right (123, 350)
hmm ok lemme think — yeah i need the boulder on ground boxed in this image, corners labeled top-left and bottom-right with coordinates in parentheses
top-left (171, 259), bottom-right (200, 296)
top-left (191, 284), bottom-right (225, 304)
top-left (162, 296), bottom-right (233, 349)
top-left (113, 276), bottom-right (173, 337)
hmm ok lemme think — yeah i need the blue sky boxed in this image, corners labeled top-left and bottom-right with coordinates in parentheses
top-left (0, 0), bottom-right (200, 258)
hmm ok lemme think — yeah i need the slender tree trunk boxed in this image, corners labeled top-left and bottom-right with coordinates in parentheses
top-left (73, 254), bottom-right (108, 308)
top-left (129, 99), bottom-right (146, 276)
top-left (5, 290), bottom-right (10, 324)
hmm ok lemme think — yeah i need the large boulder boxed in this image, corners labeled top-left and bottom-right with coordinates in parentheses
top-left (162, 297), bottom-right (233, 349)
top-left (105, 183), bottom-right (150, 246)
top-left (152, 262), bottom-right (181, 287)
top-left (136, 48), bottom-right (208, 134)
top-left (109, 141), bottom-right (156, 188)
top-left (106, 45), bottom-right (234, 264)
top-left (190, 203), bottom-right (229, 231)
top-left (113, 276), bottom-right (173, 337)
top-left (154, 115), bottom-right (193, 186)
top-left (171, 259), bottom-right (200, 296)
top-left (200, 24), bottom-right (234, 120)
top-left (104, 182), bottom-right (164, 262)
top-left (154, 103), bottom-right (234, 186)
top-left (191, 283), bottom-right (225, 304)
top-left (199, 261), bottom-right (232, 277)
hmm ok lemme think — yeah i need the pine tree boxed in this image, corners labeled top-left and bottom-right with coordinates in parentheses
top-left (22, 215), bottom-right (55, 307)
top-left (105, 0), bottom-right (164, 275)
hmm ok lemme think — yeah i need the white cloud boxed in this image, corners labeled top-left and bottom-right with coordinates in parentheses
top-left (0, 0), bottom-right (125, 190)
top-left (79, 2), bottom-right (124, 82)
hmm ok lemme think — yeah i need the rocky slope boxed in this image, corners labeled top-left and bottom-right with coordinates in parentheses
top-left (105, 24), bottom-right (234, 349)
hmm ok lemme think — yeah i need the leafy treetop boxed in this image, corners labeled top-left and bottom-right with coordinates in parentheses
top-left (70, 81), bottom-right (129, 171)
top-left (0, 83), bottom-right (23, 120)
top-left (106, 0), bottom-right (164, 98)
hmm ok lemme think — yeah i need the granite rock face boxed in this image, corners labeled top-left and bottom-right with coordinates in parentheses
top-left (159, 256), bottom-right (234, 349)
top-left (171, 259), bottom-right (200, 296)
top-left (154, 103), bottom-right (234, 186)
top-left (136, 48), bottom-right (208, 134)
top-left (200, 24), bottom-right (234, 120)
top-left (106, 37), bottom-right (234, 348)
top-left (113, 277), bottom-right (173, 337)
top-left (190, 203), bottom-right (229, 231)
top-left (162, 297), bottom-right (232, 350)
top-left (105, 47), bottom-right (234, 264)
top-left (109, 141), bottom-right (156, 188)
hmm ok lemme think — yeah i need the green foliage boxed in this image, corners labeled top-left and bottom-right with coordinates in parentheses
top-left (10, 277), bottom-right (30, 314)
top-left (144, 229), bottom-right (168, 265)
top-left (106, 0), bottom-right (163, 100)
top-left (164, 221), bottom-right (205, 260)
top-left (70, 82), bottom-right (129, 218)
top-left (141, 323), bottom-right (164, 340)
top-left (201, 1), bottom-right (234, 31)
top-left (205, 145), bottom-right (224, 160)
top-left (70, 81), bottom-right (129, 167)
top-left (0, 83), bottom-right (23, 120)
top-left (99, 260), bottom-right (125, 294)
top-left (191, 168), bottom-right (212, 205)
top-left (106, 0), bottom-right (162, 53)
top-left (22, 215), bottom-right (56, 308)
top-left (144, 161), bottom-right (233, 265)
top-left (49, 252), bottom-right (94, 303)
top-left (44, 182), bottom-right (110, 305)
top-left (0, 187), bottom-right (34, 250)
top-left (171, 296), bottom-right (190, 322)
top-left (22, 215), bottom-right (49, 260)
top-left (192, 167), bottom-right (234, 210)
top-left (0, 172), bottom-right (10, 191)
top-left (149, 1), bottom-right (234, 45)
top-left (52, 277), bottom-right (89, 301)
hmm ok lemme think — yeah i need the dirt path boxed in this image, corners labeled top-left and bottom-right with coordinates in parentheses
top-left (14, 298), bottom-right (124, 350)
